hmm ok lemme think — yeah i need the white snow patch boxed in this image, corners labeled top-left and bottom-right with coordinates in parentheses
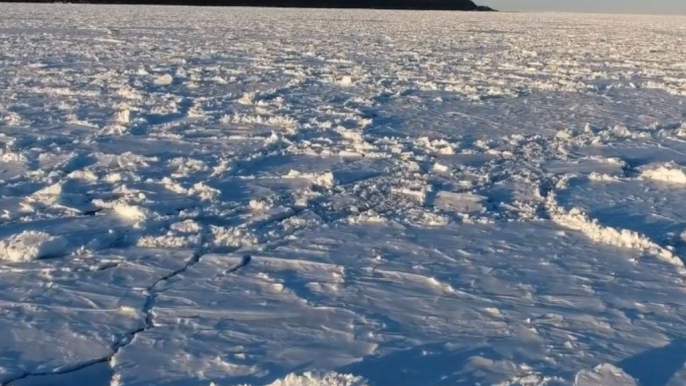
top-left (68, 169), bottom-right (100, 182)
top-left (249, 198), bottom-right (274, 211)
top-left (0, 231), bottom-right (69, 262)
top-left (137, 233), bottom-right (202, 249)
top-left (415, 137), bottom-right (455, 155)
top-left (220, 113), bottom-right (297, 131)
top-left (264, 371), bottom-right (368, 386)
top-left (346, 210), bottom-right (386, 224)
top-left (574, 363), bottom-right (638, 386)
top-left (115, 108), bottom-right (130, 125)
top-left (434, 191), bottom-right (487, 214)
top-left (154, 74), bottom-right (174, 86)
top-left (286, 170), bottom-right (336, 188)
top-left (111, 203), bottom-right (150, 223)
top-left (391, 186), bottom-right (428, 204)
top-left (189, 182), bottom-right (220, 200)
top-left (170, 220), bottom-right (202, 234)
top-left (211, 226), bottom-right (258, 248)
top-left (588, 172), bottom-right (621, 182)
top-left (432, 162), bottom-right (450, 173)
top-left (639, 162), bottom-right (686, 184)
top-left (2, 111), bottom-right (23, 126)
top-left (547, 194), bottom-right (683, 268)
top-left (337, 76), bottom-right (354, 87)
top-left (238, 92), bottom-right (256, 105)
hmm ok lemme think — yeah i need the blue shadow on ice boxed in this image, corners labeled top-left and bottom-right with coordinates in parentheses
top-left (618, 338), bottom-right (686, 386)
top-left (338, 343), bottom-right (501, 386)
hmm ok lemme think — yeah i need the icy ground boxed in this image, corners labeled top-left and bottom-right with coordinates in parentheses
top-left (1, 4), bottom-right (686, 386)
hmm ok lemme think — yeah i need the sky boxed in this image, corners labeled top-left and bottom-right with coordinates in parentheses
top-left (484, 0), bottom-right (686, 14)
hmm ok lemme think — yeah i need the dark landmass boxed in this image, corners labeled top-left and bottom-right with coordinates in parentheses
top-left (0, 0), bottom-right (496, 11)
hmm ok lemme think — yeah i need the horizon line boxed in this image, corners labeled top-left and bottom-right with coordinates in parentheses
top-left (1, 0), bottom-right (685, 15)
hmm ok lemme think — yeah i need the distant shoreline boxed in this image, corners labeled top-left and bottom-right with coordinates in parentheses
top-left (0, 0), bottom-right (496, 11)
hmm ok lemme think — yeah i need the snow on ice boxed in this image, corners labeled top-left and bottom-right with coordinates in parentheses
top-left (1, 3), bottom-right (686, 386)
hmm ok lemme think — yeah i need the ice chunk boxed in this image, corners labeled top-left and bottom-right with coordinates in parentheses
top-left (640, 162), bottom-right (686, 184)
top-left (267, 372), bottom-right (368, 386)
top-left (0, 231), bottom-right (68, 262)
top-left (574, 363), bottom-right (638, 386)
top-left (154, 74), bottom-right (174, 86)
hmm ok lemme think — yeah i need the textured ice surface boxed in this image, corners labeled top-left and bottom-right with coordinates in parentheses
top-left (1, 4), bottom-right (686, 386)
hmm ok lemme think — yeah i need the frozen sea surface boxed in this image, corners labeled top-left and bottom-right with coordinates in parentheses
top-left (1, 4), bottom-right (686, 386)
